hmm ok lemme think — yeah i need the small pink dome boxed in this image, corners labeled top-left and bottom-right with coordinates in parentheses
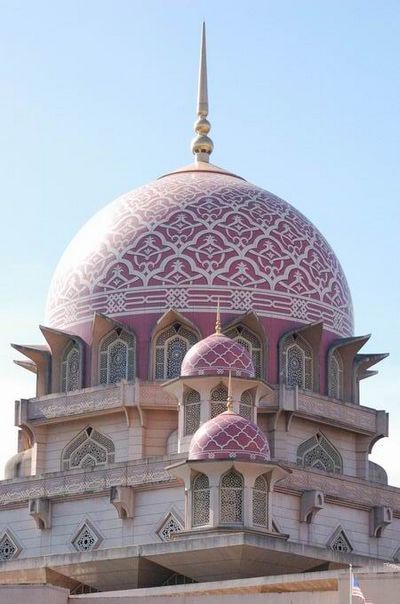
top-left (181, 333), bottom-right (255, 378)
top-left (189, 411), bottom-right (270, 462)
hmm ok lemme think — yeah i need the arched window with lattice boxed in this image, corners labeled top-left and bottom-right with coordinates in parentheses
top-left (253, 474), bottom-right (268, 527)
top-left (281, 333), bottom-right (313, 390)
top-left (192, 473), bottom-right (210, 527)
top-left (61, 426), bottom-right (115, 470)
top-left (99, 329), bottom-right (135, 385)
top-left (61, 341), bottom-right (82, 392)
top-left (155, 323), bottom-right (198, 380)
top-left (225, 324), bottom-right (263, 378)
top-left (328, 350), bottom-right (344, 400)
top-left (297, 433), bottom-right (342, 474)
top-left (210, 384), bottom-right (228, 418)
top-left (184, 389), bottom-right (201, 435)
top-left (239, 389), bottom-right (253, 420)
top-left (220, 469), bottom-right (244, 524)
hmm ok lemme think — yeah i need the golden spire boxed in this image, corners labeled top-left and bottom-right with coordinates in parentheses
top-left (191, 22), bottom-right (214, 162)
top-left (215, 297), bottom-right (222, 335)
top-left (226, 370), bottom-right (233, 412)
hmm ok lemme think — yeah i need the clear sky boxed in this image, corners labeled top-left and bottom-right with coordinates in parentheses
top-left (0, 1), bottom-right (399, 483)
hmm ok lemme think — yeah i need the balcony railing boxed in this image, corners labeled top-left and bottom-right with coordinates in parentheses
top-left (274, 385), bottom-right (386, 436)
top-left (17, 381), bottom-right (133, 423)
top-left (0, 458), bottom-right (176, 506)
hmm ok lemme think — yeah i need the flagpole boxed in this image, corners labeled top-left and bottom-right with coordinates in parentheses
top-left (349, 563), bottom-right (352, 604)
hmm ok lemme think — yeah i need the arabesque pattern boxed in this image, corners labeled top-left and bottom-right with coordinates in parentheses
top-left (46, 171), bottom-right (353, 336)
top-left (189, 411), bottom-right (270, 462)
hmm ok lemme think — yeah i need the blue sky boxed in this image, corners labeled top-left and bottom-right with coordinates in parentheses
top-left (0, 1), bottom-right (399, 482)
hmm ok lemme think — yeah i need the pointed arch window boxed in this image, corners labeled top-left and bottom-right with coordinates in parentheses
top-left (210, 384), bottom-right (228, 419)
top-left (225, 324), bottom-right (263, 378)
top-left (61, 341), bottom-right (81, 392)
top-left (99, 329), bottom-right (135, 385)
top-left (253, 474), bottom-right (268, 527)
top-left (155, 323), bottom-right (197, 380)
top-left (328, 350), bottom-right (344, 400)
top-left (220, 469), bottom-right (244, 524)
top-left (62, 426), bottom-right (115, 470)
top-left (239, 389), bottom-right (253, 420)
top-left (192, 473), bottom-right (210, 527)
top-left (297, 433), bottom-right (342, 474)
top-left (184, 388), bottom-right (201, 435)
top-left (281, 334), bottom-right (313, 390)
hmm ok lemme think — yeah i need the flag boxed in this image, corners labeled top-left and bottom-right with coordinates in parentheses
top-left (352, 575), bottom-right (365, 602)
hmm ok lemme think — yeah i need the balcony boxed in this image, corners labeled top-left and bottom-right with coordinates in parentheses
top-left (264, 385), bottom-right (389, 437)
top-left (16, 382), bottom-right (134, 425)
top-left (15, 380), bottom-right (178, 426)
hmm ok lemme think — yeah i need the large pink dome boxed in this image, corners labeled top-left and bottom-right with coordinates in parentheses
top-left (45, 165), bottom-right (353, 337)
top-left (181, 332), bottom-right (255, 378)
top-left (189, 411), bottom-right (270, 462)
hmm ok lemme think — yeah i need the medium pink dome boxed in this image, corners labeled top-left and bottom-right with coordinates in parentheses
top-left (45, 166), bottom-right (353, 338)
top-left (181, 332), bottom-right (255, 378)
top-left (189, 411), bottom-right (270, 462)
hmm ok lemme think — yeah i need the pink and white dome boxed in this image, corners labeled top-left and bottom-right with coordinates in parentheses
top-left (45, 166), bottom-right (353, 339)
top-left (188, 411), bottom-right (270, 462)
top-left (181, 332), bottom-right (255, 378)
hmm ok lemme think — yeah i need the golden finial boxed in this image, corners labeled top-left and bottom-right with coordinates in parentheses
top-left (226, 369), bottom-right (233, 412)
top-left (191, 22), bottom-right (214, 162)
top-left (215, 297), bottom-right (222, 335)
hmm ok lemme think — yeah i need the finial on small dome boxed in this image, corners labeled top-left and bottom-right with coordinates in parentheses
top-left (215, 297), bottom-right (222, 335)
top-left (226, 369), bottom-right (233, 412)
top-left (191, 22), bottom-right (213, 162)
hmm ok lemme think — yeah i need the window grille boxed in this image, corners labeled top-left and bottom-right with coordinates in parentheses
top-left (155, 324), bottom-right (197, 379)
top-left (328, 528), bottom-right (353, 552)
top-left (328, 350), bottom-right (344, 400)
top-left (297, 433), bottom-right (342, 474)
top-left (281, 334), bottom-right (313, 390)
top-left (0, 532), bottom-right (19, 561)
top-left (72, 522), bottom-right (102, 552)
top-left (99, 329), bottom-right (135, 385)
top-left (210, 384), bottom-right (228, 418)
top-left (239, 389), bottom-right (253, 420)
top-left (225, 325), bottom-right (263, 378)
top-left (252, 474), bottom-right (268, 526)
top-left (192, 473), bottom-right (210, 527)
top-left (220, 469), bottom-right (244, 524)
top-left (62, 426), bottom-right (115, 470)
top-left (158, 513), bottom-right (183, 541)
top-left (184, 389), bottom-right (201, 435)
top-left (61, 341), bottom-right (81, 392)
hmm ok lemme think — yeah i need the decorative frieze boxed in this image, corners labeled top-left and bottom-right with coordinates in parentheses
top-left (0, 460), bottom-right (173, 506)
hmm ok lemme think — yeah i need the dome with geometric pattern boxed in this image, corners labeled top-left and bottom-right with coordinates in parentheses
top-left (181, 331), bottom-right (255, 378)
top-left (45, 163), bottom-right (353, 341)
top-left (188, 410), bottom-right (270, 462)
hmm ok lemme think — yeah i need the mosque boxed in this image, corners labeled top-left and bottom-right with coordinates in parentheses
top-left (0, 24), bottom-right (399, 604)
